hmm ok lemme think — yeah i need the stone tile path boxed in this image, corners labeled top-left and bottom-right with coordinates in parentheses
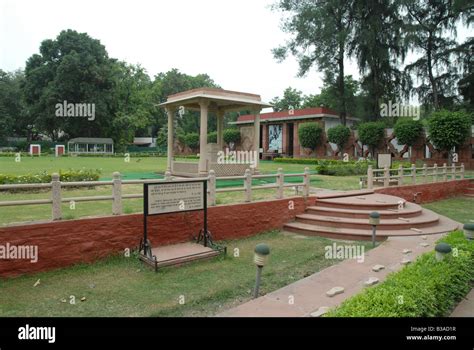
top-left (217, 231), bottom-right (453, 317)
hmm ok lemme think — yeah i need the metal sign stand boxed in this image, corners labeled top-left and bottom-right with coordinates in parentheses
top-left (139, 179), bottom-right (226, 271)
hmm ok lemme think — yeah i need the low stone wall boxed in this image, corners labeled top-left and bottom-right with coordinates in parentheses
top-left (374, 179), bottom-right (472, 203)
top-left (0, 197), bottom-right (308, 278)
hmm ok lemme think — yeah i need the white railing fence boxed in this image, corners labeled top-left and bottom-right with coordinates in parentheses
top-left (364, 163), bottom-right (465, 189)
top-left (0, 167), bottom-right (311, 221)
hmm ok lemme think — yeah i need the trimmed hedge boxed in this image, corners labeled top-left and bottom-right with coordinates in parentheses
top-left (326, 230), bottom-right (474, 317)
top-left (0, 168), bottom-right (102, 185)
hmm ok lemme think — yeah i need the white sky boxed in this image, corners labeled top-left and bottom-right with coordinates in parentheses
top-left (0, 0), bottom-right (471, 107)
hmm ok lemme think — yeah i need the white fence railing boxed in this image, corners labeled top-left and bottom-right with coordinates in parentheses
top-left (363, 163), bottom-right (465, 189)
top-left (0, 168), bottom-right (311, 221)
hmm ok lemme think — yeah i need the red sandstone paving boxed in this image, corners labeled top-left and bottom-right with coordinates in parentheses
top-left (217, 230), bottom-right (460, 317)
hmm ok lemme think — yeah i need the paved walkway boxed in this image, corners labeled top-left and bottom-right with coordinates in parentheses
top-left (450, 289), bottom-right (474, 317)
top-left (218, 231), bottom-right (450, 317)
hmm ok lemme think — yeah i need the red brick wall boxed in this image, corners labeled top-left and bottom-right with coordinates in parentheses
top-left (0, 197), bottom-right (308, 278)
top-left (374, 179), bottom-right (472, 203)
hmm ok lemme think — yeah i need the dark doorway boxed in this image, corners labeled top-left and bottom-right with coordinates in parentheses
top-left (259, 124), bottom-right (263, 159)
top-left (287, 123), bottom-right (294, 157)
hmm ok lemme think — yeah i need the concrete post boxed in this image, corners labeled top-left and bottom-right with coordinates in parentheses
top-left (164, 171), bottom-right (172, 180)
top-left (383, 166), bottom-right (389, 187)
top-left (423, 164), bottom-right (427, 183)
top-left (433, 163), bottom-right (438, 182)
top-left (208, 170), bottom-right (216, 206)
top-left (112, 172), bottom-right (122, 215)
top-left (51, 173), bottom-right (62, 220)
top-left (166, 107), bottom-right (174, 173)
top-left (442, 163), bottom-right (447, 182)
top-left (253, 110), bottom-right (261, 172)
top-left (451, 163), bottom-right (456, 180)
top-left (461, 163), bottom-right (465, 179)
top-left (276, 168), bottom-right (284, 199)
top-left (411, 164), bottom-right (416, 185)
top-left (244, 169), bottom-right (252, 202)
top-left (398, 165), bottom-right (403, 186)
top-left (303, 167), bottom-right (310, 198)
top-left (367, 165), bottom-right (374, 189)
top-left (199, 100), bottom-right (209, 175)
top-left (217, 110), bottom-right (225, 151)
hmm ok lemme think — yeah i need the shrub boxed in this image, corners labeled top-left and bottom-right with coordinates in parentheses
top-left (184, 133), bottom-right (200, 150)
top-left (428, 110), bottom-right (471, 163)
top-left (223, 129), bottom-right (241, 145)
top-left (0, 168), bottom-right (102, 185)
top-left (394, 118), bottom-right (424, 146)
top-left (208, 131), bottom-right (217, 143)
top-left (316, 159), bottom-right (374, 176)
top-left (327, 125), bottom-right (351, 155)
top-left (298, 122), bottom-right (323, 153)
top-left (357, 122), bottom-right (385, 158)
top-left (326, 230), bottom-right (474, 317)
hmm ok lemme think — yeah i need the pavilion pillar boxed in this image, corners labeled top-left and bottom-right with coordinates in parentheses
top-left (253, 110), bottom-right (261, 171)
top-left (199, 99), bottom-right (210, 175)
top-left (217, 109), bottom-right (225, 151)
top-left (166, 107), bottom-right (174, 173)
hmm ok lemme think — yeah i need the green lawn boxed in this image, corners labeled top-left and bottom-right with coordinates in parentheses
top-left (0, 230), bottom-right (373, 317)
top-left (422, 196), bottom-right (474, 224)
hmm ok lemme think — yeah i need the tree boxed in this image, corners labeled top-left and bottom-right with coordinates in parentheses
top-left (457, 37), bottom-right (474, 111)
top-left (357, 121), bottom-right (385, 158)
top-left (223, 129), bottom-right (241, 145)
top-left (270, 87), bottom-right (303, 112)
top-left (0, 70), bottom-right (26, 142)
top-left (184, 133), bottom-right (200, 151)
top-left (393, 118), bottom-right (424, 146)
top-left (22, 29), bottom-right (117, 141)
top-left (298, 122), bottom-right (323, 156)
top-left (272, 0), bottom-right (355, 125)
top-left (109, 62), bottom-right (154, 148)
top-left (152, 69), bottom-right (220, 135)
top-left (427, 109), bottom-right (471, 164)
top-left (327, 125), bottom-right (351, 158)
top-left (350, 0), bottom-right (406, 120)
top-left (402, 0), bottom-right (470, 110)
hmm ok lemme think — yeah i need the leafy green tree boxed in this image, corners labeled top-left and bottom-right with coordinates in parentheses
top-left (350, 0), bottom-right (406, 119)
top-left (357, 121), bottom-right (385, 158)
top-left (271, 87), bottom-right (303, 112)
top-left (393, 118), bottom-right (424, 146)
top-left (272, 0), bottom-right (355, 125)
top-left (457, 37), bottom-right (474, 111)
top-left (23, 29), bottom-right (116, 141)
top-left (298, 122), bottom-right (323, 155)
top-left (223, 129), bottom-right (241, 145)
top-left (427, 109), bottom-right (471, 164)
top-left (0, 70), bottom-right (27, 142)
top-left (208, 131), bottom-right (217, 143)
top-left (184, 133), bottom-right (200, 150)
top-left (327, 125), bottom-right (351, 158)
top-left (402, 0), bottom-right (469, 110)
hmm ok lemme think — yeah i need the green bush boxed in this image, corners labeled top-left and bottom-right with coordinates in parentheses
top-left (208, 131), bottom-right (217, 143)
top-left (184, 133), bottom-right (200, 150)
top-left (357, 122), bottom-right (385, 157)
top-left (316, 160), bottom-right (374, 176)
top-left (428, 110), bottom-right (471, 156)
top-left (298, 122), bottom-right (323, 152)
top-left (326, 230), bottom-right (474, 317)
top-left (393, 118), bottom-right (423, 146)
top-left (327, 125), bottom-right (351, 154)
top-left (0, 168), bottom-right (102, 185)
top-left (273, 158), bottom-right (320, 165)
top-left (223, 129), bottom-right (241, 145)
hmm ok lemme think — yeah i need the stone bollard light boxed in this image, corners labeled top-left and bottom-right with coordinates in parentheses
top-left (463, 223), bottom-right (474, 240)
top-left (434, 243), bottom-right (452, 261)
top-left (369, 212), bottom-right (380, 248)
top-left (253, 243), bottom-right (270, 299)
